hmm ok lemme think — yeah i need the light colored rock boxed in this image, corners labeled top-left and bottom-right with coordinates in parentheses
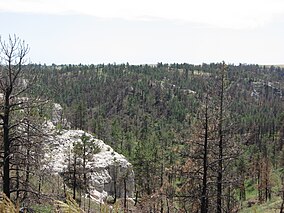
top-left (51, 103), bottom-right (70, 128)
top-left (44, 123), bottom-right (134, 203)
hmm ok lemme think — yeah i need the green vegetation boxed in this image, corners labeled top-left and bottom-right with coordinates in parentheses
top-left (23, 62), bottom-right (284, 212)
top-left (1, 36), bottom-right (284, 211)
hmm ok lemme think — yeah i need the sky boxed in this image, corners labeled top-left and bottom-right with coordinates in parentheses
top-left (0, 0), bottom-right (284, 65)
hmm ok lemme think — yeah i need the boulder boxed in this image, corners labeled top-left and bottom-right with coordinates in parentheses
top-left (44, 122), bottom-right (134, 203)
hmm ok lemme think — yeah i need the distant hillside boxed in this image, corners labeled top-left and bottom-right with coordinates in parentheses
top-left (25, 62), bottom-right (284, 212)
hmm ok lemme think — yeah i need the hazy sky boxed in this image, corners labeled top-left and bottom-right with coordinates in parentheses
top-left (0, 0), bottom-right (284, 65)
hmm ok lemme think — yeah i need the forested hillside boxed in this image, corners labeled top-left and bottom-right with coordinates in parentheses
top-left (26, 62), bottom-right (284, 212)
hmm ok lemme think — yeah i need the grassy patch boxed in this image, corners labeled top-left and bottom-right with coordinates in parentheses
top-left (245, 179), bottom-right (258, 200)
top-left (240, 197), bottom-right (281, 213)
top-left (31, 204), bottom-right (55, 213)
top-left (239, 169), bottom-right (283, 213)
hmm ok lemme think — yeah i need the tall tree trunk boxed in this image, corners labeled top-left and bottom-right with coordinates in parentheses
top-left (73, 156), bottom-right (77, 200)
top-left (160, 157), bottom-right (164, 213)
top-left (216, 62), bottom-right (225, 213)
top-left (113, 165), bottom-right (117, 203)
top-left (124, 178), bottom-right (127, 211)
top-left (23, 121), bottom-right (31, 201)
top-left (38, 175), bottom-right (41, 197)
top-left (3, 93), bottom-right (10, 198)
top-left (16, 164), bottom-right (20, 200)
top-left (201, 96), bottom-right (209, 213)
top-left (0, 35), bottom-right (29, 199)
top-left (83, 140), bottom-right (86, 209)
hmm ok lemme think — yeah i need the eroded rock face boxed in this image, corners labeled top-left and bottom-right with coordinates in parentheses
top-left (44, 122), bottom-right (134, 202)
top-left (51, 103), bottom-right (70, 128)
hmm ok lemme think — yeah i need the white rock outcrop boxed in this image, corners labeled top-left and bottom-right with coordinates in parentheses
top-left (44, 121), bottom-right (134, 202)
top-left (51, 103), bottom-right (70, 128)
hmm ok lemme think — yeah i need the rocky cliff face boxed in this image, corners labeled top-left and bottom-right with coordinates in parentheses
top-left (44, 119), bottom-right (134, 203)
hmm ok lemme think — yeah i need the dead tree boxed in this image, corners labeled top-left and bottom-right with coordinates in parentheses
top-left (0, 35), bottom-right (29, 198)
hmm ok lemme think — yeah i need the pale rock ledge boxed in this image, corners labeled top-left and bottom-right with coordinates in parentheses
top-left (44, 121), bottom-right (135, 203)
